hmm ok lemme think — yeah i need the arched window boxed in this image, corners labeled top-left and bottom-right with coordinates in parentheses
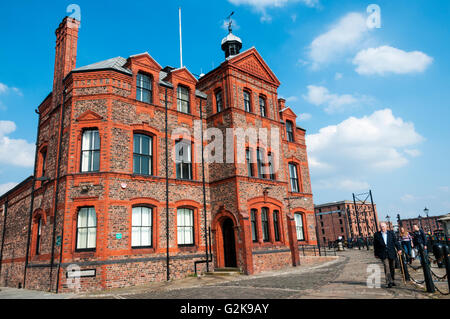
top-left (250, 209), bottom-right (258, 242)
top-left (177, 85), bottom-right (190, 114)
top-left (133, 133), bottom-right (153, 175)
top-left (81, 129), bottom-right (100, 172)
top-left (175, 140), bottom-right (192, 180)
top-left (76, 207), bottom-right (96, 251)
top-left (243, 90), bottom-right (252, 112)
top-left (215, 89), bottom-right (223, 113)
top-left (40, 148), bottom-right (47, 178)
top-left (294, 213), bottom-right (305, 241)
top-left (261, 207), bottom-right (270, 242)
top-left (286, 120), bottom-right (294, 142)
top-left (132, 206), bottom-right (153, 248)
top-left (288, 163), bottom-right (300, 193)
top-left (136, 73), bottom-right (152, 103)
top-left (273, 210), bottom-right (280, 241)
top-left (259, 96), bottom-right (267, 117)
top-left (177, 208), bottom-right (194, 246)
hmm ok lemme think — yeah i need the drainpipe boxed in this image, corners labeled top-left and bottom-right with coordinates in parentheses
top-left (164, 85), bottom-right (170, 281)
top-left (49, 84), bottom-right (67, 292)
top-left (23, 109), bottom-right (42, 288)
top-left (0, 199), bottom-right (8, 278)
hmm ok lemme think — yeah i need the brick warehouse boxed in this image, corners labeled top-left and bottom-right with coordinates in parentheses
top-left (0, 17), bottom-right (316, 292)
top-left (314, 200), bottom-right (379, 245)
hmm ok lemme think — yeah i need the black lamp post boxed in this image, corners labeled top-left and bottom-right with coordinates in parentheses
top-left (386, 215), bottom-right (391, 230)
top-left (418, 214), bottom-right (422, 229)
top-left (424, 207), bottom-right (429, 233)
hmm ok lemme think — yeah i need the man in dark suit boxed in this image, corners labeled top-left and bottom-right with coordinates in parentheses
top-left (373, 222), bottom-right (402, 288)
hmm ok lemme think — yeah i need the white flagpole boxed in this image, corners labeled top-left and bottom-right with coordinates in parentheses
top-left (179, 7), bottom-right (183, 68)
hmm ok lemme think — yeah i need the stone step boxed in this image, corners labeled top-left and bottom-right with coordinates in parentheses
top-left (204, 268), bottom-right (242, 276)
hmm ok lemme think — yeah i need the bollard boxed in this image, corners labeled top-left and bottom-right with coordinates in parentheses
top-left (432, 243), bottom-right (444, 268)
top-left (442, 244), bottom-right (450, 293)
top-left (418, 243), bottom-right (435, 293)
top-left (400, 250), bottom-right (410, 282)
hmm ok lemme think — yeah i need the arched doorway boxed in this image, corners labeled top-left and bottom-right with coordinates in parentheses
top-left (222, 218), bottom-right (237, 268)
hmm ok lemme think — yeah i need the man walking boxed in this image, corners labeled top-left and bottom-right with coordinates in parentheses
top-left (411, 224), bottom-right (428, 262)
top-left (373, 222), bottom-right (402, 288)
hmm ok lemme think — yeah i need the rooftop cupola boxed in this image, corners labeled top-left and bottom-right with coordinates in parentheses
top-left (221, 14), bottom-right (242, 59)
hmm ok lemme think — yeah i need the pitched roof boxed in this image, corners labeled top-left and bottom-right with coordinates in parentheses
top-left (72, 56), bottom-right (132, 75)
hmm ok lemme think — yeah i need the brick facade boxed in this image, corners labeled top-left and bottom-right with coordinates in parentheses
top-left (0, 17), bottom-right (316, 292)
top-left (314, 200), bottom-right (379, 245)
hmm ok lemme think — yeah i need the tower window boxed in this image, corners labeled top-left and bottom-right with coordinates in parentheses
top-left (215, 90), bottom-right (223, 113)
top-left (259, 96), bottom-right (267, 117)
top-left (175, 140), bottom-right (192, 180)
top-left (289, 163), bottom-right (300, 193)
top-left (133, 134), bottom-right (153, 175)
top-left (81, 129), bottom-right (100, 172)
top-left (286, 120), bottom-right (294, 142)
top-left (76, 207), bottom-right (96, 251)
top-left (243, 90), bottom-right (252, 112)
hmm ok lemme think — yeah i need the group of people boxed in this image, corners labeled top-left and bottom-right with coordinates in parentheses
top-left (373, 222), bottom-right (428, 288)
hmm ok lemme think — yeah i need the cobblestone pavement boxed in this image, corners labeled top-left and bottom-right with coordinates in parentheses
top-left (78, 249), bottom-right (448, 299)
top-left (2, 249), bottom-right (448, 299)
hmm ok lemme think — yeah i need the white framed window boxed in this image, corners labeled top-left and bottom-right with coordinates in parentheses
top-left (177, 86), bottom-right (190, 114)
top-left (81, 129), bottom-right (100, 172)
top-left (259, 96), bottom-right (267, 117)
top-left (286, 120), bottom-right (294, 142)
top-left (136, 73), bottom-right (152, 103)
top-left (177, 208), bottom-right (194, 246)
top-left (175, 140), bottom-right (192, 180)
top-left (289, 163), bottom-right (300, 193)
top-left (133, 134), bottom-right (153, 175)
top-left (215, 90), bottom-right (223, 113)
top-left (294, 213), bottom-right (305, 241)
top-left (132, 206), bottom-right (153, 248)
top-left (244, 90), bottom-right (251, 112)
top-left (76, 207), bottom-right (97, 250)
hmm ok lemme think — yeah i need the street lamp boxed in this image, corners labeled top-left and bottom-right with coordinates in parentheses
top-left (424, 207), bottom-right (430, 233)
top-left (386, 215), bottom-right (391, 230)
top-left (418, 214), bottom-right (422, 229)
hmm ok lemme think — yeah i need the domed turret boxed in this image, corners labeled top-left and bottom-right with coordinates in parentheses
top-left (221, 16), bottom-right (242, 59)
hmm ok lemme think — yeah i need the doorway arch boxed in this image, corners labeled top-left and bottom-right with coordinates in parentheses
top-left (222, 218), bottom-right (237, 267)
top-left (212, 210), bottom-right (238, 269)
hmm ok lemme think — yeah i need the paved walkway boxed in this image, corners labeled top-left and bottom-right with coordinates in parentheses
top-left (1, 249), bottom-right (448, 299)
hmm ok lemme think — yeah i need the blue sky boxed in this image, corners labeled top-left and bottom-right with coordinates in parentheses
top-left (0, 0), bottom-right (449, 220)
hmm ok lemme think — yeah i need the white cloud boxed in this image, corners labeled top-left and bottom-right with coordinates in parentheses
top-left (228, 0), bottom-right (319, 22)
top-left (0, 120), bottom-right (35, 167)
top-left (0, 82), bottom-right (22, 96)
top-left (353, 46), bottom-right (433, 75)
top-left (297, 113), bottom-right (312, 121)
top-left (404, 149), bottom-right (421, 157)
top-left (334, 73), bottom-right (343, 80)
top-left (306, 109), bottom-right (424, 176)
top-left (0, 182), bottom-right (18, 196)
top-left (303, 85), bottom-right (370, 113)
top-left (309, 12), bottom-right (369, 68)
top-left (438, 186), bottom-right (450, 193)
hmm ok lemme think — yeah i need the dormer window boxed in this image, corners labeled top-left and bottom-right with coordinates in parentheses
top-left (136, 73), bottom-right (152, 104)
top-left (177, 86), bottom-right (190, 114)
top-left (286, 120), bottom-right (294, 142)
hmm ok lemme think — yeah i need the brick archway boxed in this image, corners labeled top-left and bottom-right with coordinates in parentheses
top-left (212, 209), bottom-right (238, 269)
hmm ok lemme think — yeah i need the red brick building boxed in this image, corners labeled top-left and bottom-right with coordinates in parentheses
top-left (398, 215), bottom-right (444, 234)
top-left (0, 17), bottom-right (316, 292)
top-left (314, 200), bottom-right (379, 245)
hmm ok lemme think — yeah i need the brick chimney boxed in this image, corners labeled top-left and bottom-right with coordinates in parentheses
top-left (278, 98), bottom-right (286, 111)
top-left (52, 17), bottom-right (80, 102)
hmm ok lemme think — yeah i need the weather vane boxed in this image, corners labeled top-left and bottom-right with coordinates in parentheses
top-left (227, 11), bottom-right (235, 33)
